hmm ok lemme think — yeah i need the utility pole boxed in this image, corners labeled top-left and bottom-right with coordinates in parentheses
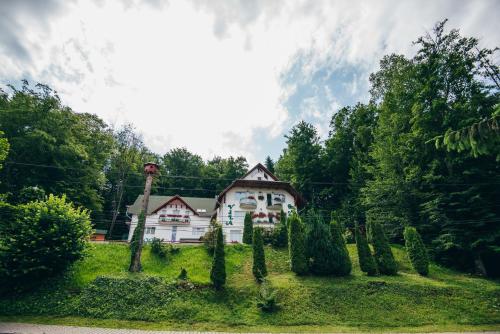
top-left (129, 162), bottom-right (159, 272)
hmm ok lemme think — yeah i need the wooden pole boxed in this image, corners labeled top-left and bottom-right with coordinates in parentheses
top-left (129, 162), bottom-right (158, 272)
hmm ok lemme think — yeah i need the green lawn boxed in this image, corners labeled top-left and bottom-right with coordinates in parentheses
top-left (1, 242), bottom-right (499, 332)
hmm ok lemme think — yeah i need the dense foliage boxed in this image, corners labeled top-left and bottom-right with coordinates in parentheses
top-left (242, 212), bottom-right (253, 244)
top-left (252, 227), bottom-right (267, 282)
top-left (287, 211), bottom-right (308, 275)
top-left (355, 223), bottom-right (378, 276)
top-left (329, 219), bottom-right (352, 276)
top-left (210, 226), bottom-right (226, 289)
top-left (0, 195), bottom-right (92, 289)
top-left (271, 209), bottom-right (288, 248)
top-left (274, 21), bottom-right (499, 277)
top-left (369, 221), bottom-right (398, 275)
top-left (404, 226), bottom-right (429, 276)
top-left (305, 211), bottom-right (336, 275)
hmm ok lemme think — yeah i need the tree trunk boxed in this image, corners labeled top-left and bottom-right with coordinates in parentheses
top-left (129, 174), bottom-right (153, 272)
top-left (107, 179), bottom-right (124, 240)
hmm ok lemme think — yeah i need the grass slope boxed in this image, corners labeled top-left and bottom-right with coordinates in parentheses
top-left (1, 243), bottom-right (499, 332)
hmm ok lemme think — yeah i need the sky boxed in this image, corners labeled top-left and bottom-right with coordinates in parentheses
top-left (1, 0), bottom-right (499, 165)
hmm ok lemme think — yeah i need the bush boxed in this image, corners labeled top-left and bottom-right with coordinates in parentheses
top-left (202, 220), bottom-right (218, 255)
top-left (305, 211), bottom-right (336, 275)
top-left (242, 212), bottom-right (253, 244)
top-left (210, 225), bottom-right (226, 289)
top-left (151, 238), bottom-right (168, 258)
top-left (0, 195), bottom-right (92, 289)
top-left (177, 268), bottom-right (188, 280)
top-left (256, 278), bottom-right (279, 312)
top-left (404, 226), bottom-right (429, 276)
top-left (252, 227), bottom-right (267, 282)
top-left (129, 211), bottom-right (145, 270)
top-left (355, 222), bottom-right (378, 276)
top-left (369, 221), bottom-right (398, 275)
top-left (288, 211), bottom-right (308, 275)
top-left (330, 220), bottom-right (352, 276)
top-left (271, 209), bottom-right (288, 248)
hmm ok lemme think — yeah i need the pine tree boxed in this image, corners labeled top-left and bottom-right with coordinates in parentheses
top-left (288, 211), bottom-right (308, 275)
top-left (369, 221), bottom-right (398, 275)
top-left (355, 222), bottom-right (378, 276)
top-left (305, 211), bottom-right (336, 275)
top-left (210, 226), bottom-right (226, 289)
top-left (242, 212), bottom-right (253, 244)
top-left (252, 227), bottom-right (267, 282)
top-left (330, 220), bottom-right (352, 276)
top-left (404, 226), bottom-right (429, 276)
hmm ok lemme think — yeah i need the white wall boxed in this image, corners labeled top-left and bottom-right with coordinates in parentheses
top-left (216, 186), bottom-right (297, 242)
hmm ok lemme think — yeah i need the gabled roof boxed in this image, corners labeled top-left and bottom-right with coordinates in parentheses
top-left (241, 163), bottom-right (279, 181)
top-left (127, 195), bottom-right (216, 217)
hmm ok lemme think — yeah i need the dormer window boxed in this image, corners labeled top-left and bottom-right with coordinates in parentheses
top-left (264, 173), bottom-right (268, 179)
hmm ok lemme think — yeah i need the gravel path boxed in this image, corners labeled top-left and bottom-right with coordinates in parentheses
top-left (1, 322), bottom-right (499, 334)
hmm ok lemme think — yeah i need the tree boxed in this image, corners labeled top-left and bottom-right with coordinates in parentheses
top-left (265, 156), bottom-right (275, 174)
top-left (210, 226), bottom-right (226, 289)
top-left (242, 212), bottom-right (253, 244)
top-left (305, 210), bottom-right (336, 275)
top-left (355, 222), bottom-right (378, 276)
top-left (288, 211), bottom-right (308, 275)
top-left (404, 226), bottom-right (429, 276)
top-left (272, 209), bottom-right (288, 248)
top-left (330, 219), bottom-right (352, 276)
top-left (275, 121), bottom-right (323, 206)
top-left (0, 131), bottom-right (8, 174)
top-left (369, 221), bottom-right (398, 275)
top-left (252, 227), bottom-right (267, 282)
top-left (0, 195), bottom-right (92, 289)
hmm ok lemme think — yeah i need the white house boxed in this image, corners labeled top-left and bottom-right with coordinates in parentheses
top-left (127, 195), bottom-right (216, 243)
top-left (126, 163), bottom-right (303, 243)
top-left (213, 163), bottom-right (303, 242)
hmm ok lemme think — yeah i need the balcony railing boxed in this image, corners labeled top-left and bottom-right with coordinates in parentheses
top-left (239, 197), bottom-right (257, 209)
top-left (159, 214), bottom-right (190, 224)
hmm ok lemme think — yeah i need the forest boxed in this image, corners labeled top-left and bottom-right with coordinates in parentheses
top-left (0, 21), bottom-right (498, 277)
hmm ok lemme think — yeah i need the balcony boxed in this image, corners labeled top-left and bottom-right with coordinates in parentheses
top-left (239, 196), bottom-right (257, 210)
top-left (267, 196), bottom-right (284, 210)
top-left (159, 214), bottom-right (190, 224)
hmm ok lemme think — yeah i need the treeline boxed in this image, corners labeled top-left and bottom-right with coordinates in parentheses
top-left (0, 82), bottom-right (248, 239)
top-left (274, 21), bottom-right (499, 276)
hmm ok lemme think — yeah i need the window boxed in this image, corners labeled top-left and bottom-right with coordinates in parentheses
top-left (268, 216), bottom-right (273, 224)
top-left (264, 173), bottom-right (268, 179)
top-left (173, 209), bottom-right (180, 215)
top-left (185, 210), bottom-right (190, 216)
top-left (267, 193), bottom-right (272, 206)
top-left (145, 227), bottom-right (156, 234)
top-left (258, 177), bottom-right (262, 180)
top-left (234, 211), bottom-right (246, 222)
top-left (192, 227), bottom-right (205, 237)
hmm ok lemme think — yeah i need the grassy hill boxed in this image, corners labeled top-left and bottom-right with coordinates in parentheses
top-left (1, 243), bottom-right (499, 332)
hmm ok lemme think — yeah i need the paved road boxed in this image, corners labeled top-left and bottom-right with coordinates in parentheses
top-left (1, 323), bottom-right (499, 334)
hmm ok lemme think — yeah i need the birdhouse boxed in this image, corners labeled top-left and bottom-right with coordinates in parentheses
top-left (143, 162), bottom-right (159, 175)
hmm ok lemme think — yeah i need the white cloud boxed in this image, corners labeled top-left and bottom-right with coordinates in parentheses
top-left (1, 0), bottom-right (498, 163)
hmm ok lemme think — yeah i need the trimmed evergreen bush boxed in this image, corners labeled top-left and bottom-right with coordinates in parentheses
top-left (369, 221), bottom-right (398, 275)
top-left (256, 278), bottom-right (279, 312)
top-left (150, 238), bottom-right (167, 258)
top-left (404, 226), bottom-right (429, 276)
top-left (355, 222), bottom-right (378, 276)
top-left (271, 209), bottom-right (288, 248)
top-left (202, 220), bottom-right (218, 255)
top-left (330, 220), bottom-right (352, 276)
top-left (242, 212), bottom-right (253, 244)
top-left (288, 211), bottom-right (308, 275)
top-left (252, 227), bottom-right (268, 282)
top-left (210, 226), bottom-right (226, 289)
top-left (305, 211), bottom-right (336, 275)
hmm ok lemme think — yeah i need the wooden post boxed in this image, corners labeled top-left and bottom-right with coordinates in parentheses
top-left (129, 162), bottom-right (158, 272)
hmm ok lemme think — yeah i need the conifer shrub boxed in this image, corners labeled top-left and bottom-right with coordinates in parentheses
top-left (355, 222), bottom-right (378, 276)
top-left (202, 220), bottom-right (218, 255)
top-left (369, 221), bottom-right (398, 275)
top-left (404, 226), bottom-right (429, 276)
top-left (177, 268), bottom-right (188, 280)
top-left (210, 226), bottom-right (226, 289)
top-left (305, 211), bottom-right (336, 275)
top-left (256, 278), bottom-right (279, 312)
top-left (242, 212), bottom-right (253, 244)
top-left (288, 211), bottom-right (308, 275)
top-left (252, 227), bottom-right (268, 282)
top-left (271, 209), bottom-right (288, 248)
top-left (330, 219), bottom-right (352, 276)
